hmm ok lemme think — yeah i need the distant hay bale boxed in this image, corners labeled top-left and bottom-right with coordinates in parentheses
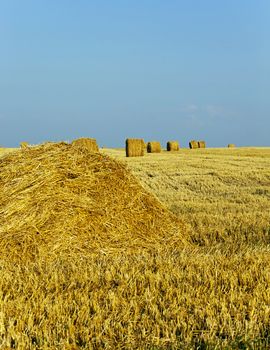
top-left (167, 141), bottom-right (179, 151)
top-left (147, 141), bottom-right (161, 153)
top-left (189, 140), bottom-right (199, 149)
top-left (71, 138), bottom-right (99, 152)
top-left (198, 141), bottom-right (206, 148)
top-left (125, 139), bottom-right (144, 157)
top-left (20, 142), bottom-right (29, 149)
top-left (228, 144), bottom-right (235, 148)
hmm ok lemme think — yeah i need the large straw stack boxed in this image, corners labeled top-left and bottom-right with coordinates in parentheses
top-left (147, 141), bottom-right (161, 153)
top-left (71, 138), bottom-right (99, 152)
top-left (125, 139), bottom-right (144, 157)
top-left (0, 142), bottom-right (189, 261)
top-left (189, 140), bottom-right (199, 149)
top-left (228, 144), bottom-right (235, 148)
top-left (198, 141), bottom-right (206, 148)
top-left (167, 141), bottom-right (179, 151)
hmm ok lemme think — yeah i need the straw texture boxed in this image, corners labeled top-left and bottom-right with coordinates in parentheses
top-left (228, 144), bottom-right (235, 148)
top-left (20, 142), bottom-right (29, 148)
top-left (0, 143), bottom-right (188, 261)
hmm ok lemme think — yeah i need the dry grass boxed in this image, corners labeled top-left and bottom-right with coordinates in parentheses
top-left (108, 147), bottom-right (270, 247)
top-left (0, 145), bottom-right (270, 348)
top-left (1, 247), bottom-right (270, 349)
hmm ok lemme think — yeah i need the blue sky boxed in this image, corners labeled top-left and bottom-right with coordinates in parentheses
top-left (0, 1), bottom-right (269, 147)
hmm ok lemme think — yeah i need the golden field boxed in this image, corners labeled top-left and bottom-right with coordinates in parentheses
top-left (0, 146), bottom-right (270, 349)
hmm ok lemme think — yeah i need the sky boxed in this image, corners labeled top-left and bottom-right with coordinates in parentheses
top-left (0, 1), bottom-right (269, 148)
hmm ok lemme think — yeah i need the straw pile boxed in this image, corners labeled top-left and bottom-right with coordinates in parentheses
top-left (20, 142), bottom-right (29, 148)
top-left (147, 141), bottom-right (161, 153)
top-left (0, 143), bottom-right (188, 261)
top-left (71, 137), bottom-right (99, 152)
top-left (228, 144), bottom-right (235, 148)
top-left (189, 140), bottom-right (199, 149)
top-left (198, 141), bottom-right (206, 148)
top-left (125, 138), bottom-right (144, 157)
top-left (167, 141), bottom-right (179, 151)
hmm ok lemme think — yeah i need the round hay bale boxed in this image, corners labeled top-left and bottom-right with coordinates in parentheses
top-left (198, 141), bottom-right (206, 148)
top-left (71, 138), bottom-right (99, 152)
top-left (147, 141), bottom-right (161, 153)
top-left (125, 139), bottom-right (144, 157)
top-left (228, 144), bottom-right (235, 148)
top-left (167, 141), bottom-right (179, 151)
top-left (189, 140), bottom-right (199, 149)
top-left (0, 142), bottom-right (189, 261)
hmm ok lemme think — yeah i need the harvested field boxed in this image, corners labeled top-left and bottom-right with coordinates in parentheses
top-left (107, 147), bottom-right (270, 247)
top-left (0, 145), bottom-right (270, 348)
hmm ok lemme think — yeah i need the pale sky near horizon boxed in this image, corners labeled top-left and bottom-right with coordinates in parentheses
top-left (0, 1), bottom-right (269, 148)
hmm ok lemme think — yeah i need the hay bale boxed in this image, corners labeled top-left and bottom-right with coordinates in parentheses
top-left (71, 138), bottom-right (99, 152)
top-left (147, 141), bottom-right (161, 153)
top-left (198, 141), bottom-right (206, 148)
top-left (167, 141), bottom-right (179, 151)
top-left (0, 142), bottom-right (189, 261)
top-left (125, 139), bottom-right (144, 157)
top-left (228, 144), bottom-right (235, 148)
top-left (20, 142), bottom-right (29, 149)
top-left (189, 140), bottom-right (199, 149)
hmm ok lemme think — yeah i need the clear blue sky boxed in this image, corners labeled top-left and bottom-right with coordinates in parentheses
top-left (0, 1), bottom-right (269, 147)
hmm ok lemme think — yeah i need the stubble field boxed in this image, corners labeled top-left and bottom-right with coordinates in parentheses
top-left (0, 146), bottom-right (270, 349)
